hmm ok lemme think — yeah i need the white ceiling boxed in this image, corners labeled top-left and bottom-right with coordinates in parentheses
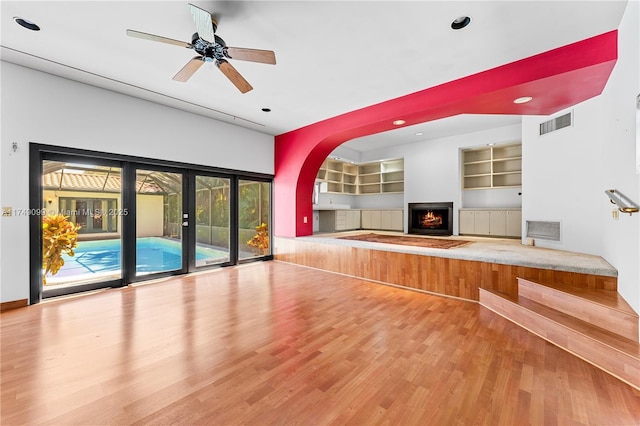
top-left (0, 1), bottom-right (629, 152)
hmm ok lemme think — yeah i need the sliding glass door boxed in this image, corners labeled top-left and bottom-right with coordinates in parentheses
top-left (239, 179), bottom-right (271, 260)
top-left (41, 158), bottom-right (124, 297)
top-left (193, 174), bottom-right (232, 267)
top-left (31, 144), bottom-right (272, 302)
top-left (134, 168), bottom-right (187, 277)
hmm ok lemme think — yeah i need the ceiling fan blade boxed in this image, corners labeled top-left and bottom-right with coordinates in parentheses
top-left (216, 60), bottom-right (253, 94)
top-left (225, 47), bottom-right (276, 65)
top-left (173, 57), bottom-right (205, 82)
top-left (126, 29), bottom-right (192, 48)
top-left (189, 3), bottom-right (216, 42)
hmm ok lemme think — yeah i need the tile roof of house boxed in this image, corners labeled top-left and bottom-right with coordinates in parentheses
top-left (42, 172), bottom-right (165, 194)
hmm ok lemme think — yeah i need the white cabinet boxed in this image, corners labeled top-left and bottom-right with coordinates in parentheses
top-left (459, 211), bottom-right (475, 234)
top-left (474, 211), bottom-right (491, 235)
top-left (489, 210), bottom-right (506, 236)
top-left (345, 210), bottom-right (361, 230)
top-left (361, 210), bottom-right (381, 229)
top-left (505, 210), bottom-right (522, 237)
top-left (319, 210), bottom-right (360, 232)
top-left (381, 210), bottom-right (403, 230)
top-left (361, 210), bottom-right (403, 231)
top-left (458, 209), bottom-right (521, 238)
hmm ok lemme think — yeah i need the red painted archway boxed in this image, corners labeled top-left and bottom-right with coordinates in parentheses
top-left (274, 31), bottom-right (618, 237)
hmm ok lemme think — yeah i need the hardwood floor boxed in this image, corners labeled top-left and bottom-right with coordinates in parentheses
top-left (1, 261), bottom-right (638, 425)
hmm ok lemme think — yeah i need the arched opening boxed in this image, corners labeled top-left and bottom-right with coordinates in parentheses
top-left (274, 31), bottom-right (618, 237)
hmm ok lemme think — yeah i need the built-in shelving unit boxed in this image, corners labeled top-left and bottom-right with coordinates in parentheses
top-left (316, 158), bottom-right (404, 195)
top-left (462, 143), bottom-right (522, 190)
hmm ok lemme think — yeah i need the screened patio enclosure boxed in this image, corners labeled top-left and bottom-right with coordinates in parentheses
top-left (41, 161), bottom-right (268, 289)
top-left (43, 162), bottom-right (188, 242)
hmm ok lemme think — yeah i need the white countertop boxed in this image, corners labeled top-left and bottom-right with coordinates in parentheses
top-left (313, 206), bottom-right (403, 211)
top-left (459, 207), bottom-right (522, 211)
top-left (313, 204), bottom-right (350, 210)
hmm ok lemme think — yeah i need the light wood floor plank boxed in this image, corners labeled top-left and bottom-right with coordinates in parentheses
top-left (1, 261), bottom-right (638, 425)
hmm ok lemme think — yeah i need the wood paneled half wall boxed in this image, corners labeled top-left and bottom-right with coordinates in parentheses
top-left (273, 237), bottom-right (617, 301)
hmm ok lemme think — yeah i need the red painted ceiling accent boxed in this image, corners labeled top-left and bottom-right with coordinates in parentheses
top-left (274, 30), bottom-right (618, 238)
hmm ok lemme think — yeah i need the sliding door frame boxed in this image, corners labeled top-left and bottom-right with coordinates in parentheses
top-left (29, 143), bottom-right (273, 304)
top-left (187, 171), bottom-right (238, 271)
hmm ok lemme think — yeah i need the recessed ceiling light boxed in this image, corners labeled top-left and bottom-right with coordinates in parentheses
top-left (393, 120), bottom-right (406, 126)
top-left (261, 108), bottom-right (271, 112)
top-left (415, 132), bottom-right (424, 136)
top-left (451, 16), bottom-right (471, 30)
top-left (14, 17), bottom-right (40, 31)
top-left (513, 96), bottom-right (533, 104)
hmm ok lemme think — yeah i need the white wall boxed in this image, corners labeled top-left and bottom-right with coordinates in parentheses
top-left (597, 0), bottom-right (639, 317)
top-left (329, 145), bottom-right (361, 164)
top-left (360, 124), bottom-right (522, 234)
top-left (523, 0), bottom-right (639, 315)
top-left (462, 188), bottom-right (522, 208)
top-left (0, 62), bottom-right (274, 303)
top-left (136, 195), bottom-right (164, 237)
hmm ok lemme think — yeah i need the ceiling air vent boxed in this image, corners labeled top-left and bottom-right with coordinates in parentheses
top-left (539, 111), bottom-right (572, 135)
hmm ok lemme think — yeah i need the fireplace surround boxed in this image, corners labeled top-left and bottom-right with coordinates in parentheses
top-left (408, 202), bottom-right (453, 236)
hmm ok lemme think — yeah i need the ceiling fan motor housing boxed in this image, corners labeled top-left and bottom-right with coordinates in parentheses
top-left (192, 33), bottom-right (228, 62)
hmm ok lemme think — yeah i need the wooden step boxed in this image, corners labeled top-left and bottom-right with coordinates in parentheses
top-left (479, 288), bottom-right (640, 390)
top-left (517, 278), bottom-right (639, 342)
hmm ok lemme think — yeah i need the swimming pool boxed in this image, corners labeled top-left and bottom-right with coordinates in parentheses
top-left (52, 237), bottom-right (228, 281)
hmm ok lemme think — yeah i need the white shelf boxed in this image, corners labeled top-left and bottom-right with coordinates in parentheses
top-left (462, 143), bottom-right (521, 190)
top-left (316, 158), bottom-right (404, 195)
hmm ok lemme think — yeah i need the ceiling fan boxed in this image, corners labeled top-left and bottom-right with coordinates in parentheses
top-left (126, 3), bottom-right (276, 94)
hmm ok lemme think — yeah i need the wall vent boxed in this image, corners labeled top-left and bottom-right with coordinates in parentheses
top-left (539, 111), bottom-right (572, 135)
top-left (526, 221), bottom-right (561, 241)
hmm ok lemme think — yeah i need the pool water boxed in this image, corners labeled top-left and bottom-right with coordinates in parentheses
top-left (53, 237), bottom-right (228, 280)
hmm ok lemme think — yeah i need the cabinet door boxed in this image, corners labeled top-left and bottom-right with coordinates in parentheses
top-left (353, 210), bottom-right (361, 229)
top-left (380, 211), bottom-right (392, 229)
top-left (361, 211), bottom-right (373, 229)
top-left (506, 210), bottom-right (522, 237)
top-left (335, 210), bottom-right (347, 231)
top-left (346, 210), bottom-right (360, 230)
top-left (390, 210), bottom-right (403, 231)
top-left (361, 210), bottom-right (381, 229)
top-left (474, 211), bottom-right (491, 235)
top-left (318, 211), bottom-right (336, 232)
top-left (459, 211), bottom-right (475, 234)
top-left (489, 210), bottom-right (506, 236)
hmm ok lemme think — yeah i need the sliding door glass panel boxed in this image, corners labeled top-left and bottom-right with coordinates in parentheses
top-left (135, 169), bottom-right (184, 276)
top-left (42, 160), bottom-right (123, 288)
top-left (239, 179), bottom-right (271, 260)
top-left (195, 175), bottom-right (230, 267)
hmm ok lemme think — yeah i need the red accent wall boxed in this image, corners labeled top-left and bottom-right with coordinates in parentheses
top-left (274, 31), bottom-right (618, 237)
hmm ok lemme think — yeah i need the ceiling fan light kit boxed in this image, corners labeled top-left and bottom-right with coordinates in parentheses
top-left (126, 3), bottom-right (276, 93)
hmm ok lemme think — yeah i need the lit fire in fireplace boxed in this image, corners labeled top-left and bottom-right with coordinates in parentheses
top-left (420, 210), bottom-right (443, 228)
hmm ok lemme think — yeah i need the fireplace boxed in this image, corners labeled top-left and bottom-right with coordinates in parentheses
top-left (408, 202), bottom-right (453, 236)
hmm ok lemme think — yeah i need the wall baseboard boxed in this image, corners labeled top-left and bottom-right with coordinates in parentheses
top-left (1, 299), bottom-right (28, 312)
